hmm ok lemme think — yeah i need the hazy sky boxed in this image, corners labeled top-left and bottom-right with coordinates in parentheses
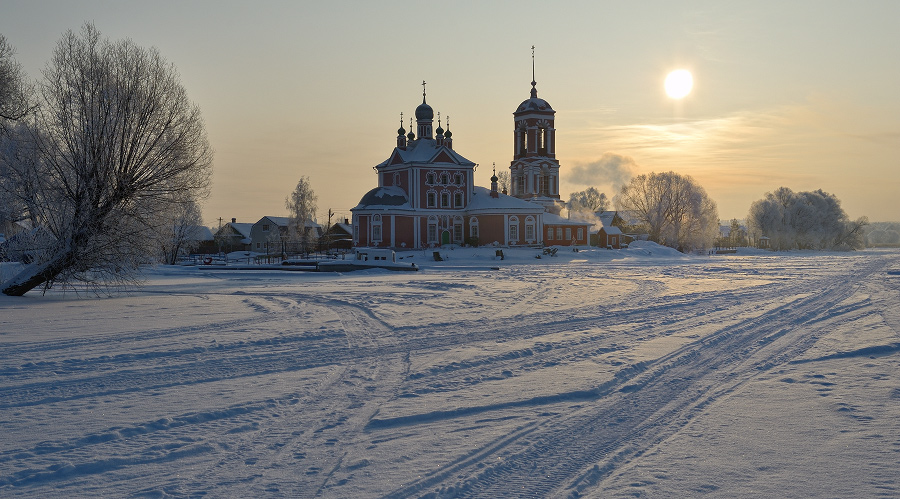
top-left (3, 0), bottom-right (899, 224)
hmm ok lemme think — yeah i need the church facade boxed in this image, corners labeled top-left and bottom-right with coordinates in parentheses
top-left (351, 78), bottom-right (589, 250)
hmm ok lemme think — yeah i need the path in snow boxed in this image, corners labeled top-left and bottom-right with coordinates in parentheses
top-left (0, 249), bottom-right (898, 497)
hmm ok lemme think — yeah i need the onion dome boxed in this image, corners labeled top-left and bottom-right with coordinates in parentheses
top-left (415, 99), bottom-right (433, 120)
top-left (398, 125), bottom-right (406, 135)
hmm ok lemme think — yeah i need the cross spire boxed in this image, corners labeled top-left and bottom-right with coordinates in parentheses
top-left (531, 45), bottom-right (538, 98)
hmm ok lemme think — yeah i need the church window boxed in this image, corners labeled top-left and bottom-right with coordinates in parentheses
top-left (454, 173), bottom-right (463, 185)
top-left (470, 217), bottom-right (479, 240)
top-left (454, 191), bottom-right (463, 208)
top-left (426, 172), bottom-right (435, 184)
top-left (426, 190), bottom-right (437, 208)
top-left (427, 217), bottom-right (438, 244)
top-left (440, 191), bottom-right (450, 208)
top-left (453, 217), bottom-right (463, 243)
top-left (440, 173), bottom-right (449, 185)
top-left (525, 216), bottom-right (535, 242)
top-left (372, 215), bottom-right (382, 243)
top-left (393, 172), bottom-right (400, 186)
top-left (509, 216), bottom-right (519, 242)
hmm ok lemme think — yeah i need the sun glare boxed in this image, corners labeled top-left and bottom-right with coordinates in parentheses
top-left (665, 69), bottom-right (693, 99)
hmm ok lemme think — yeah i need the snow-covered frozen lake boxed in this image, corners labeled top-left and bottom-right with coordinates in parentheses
top-left (2, 245), bottom-right (899, 497)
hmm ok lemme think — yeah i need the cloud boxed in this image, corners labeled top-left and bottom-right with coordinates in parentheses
top-left (568, 152), bottom-right (639, 188)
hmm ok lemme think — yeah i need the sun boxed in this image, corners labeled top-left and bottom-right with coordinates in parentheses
top-left (665, 69), bottom-right (693, 99)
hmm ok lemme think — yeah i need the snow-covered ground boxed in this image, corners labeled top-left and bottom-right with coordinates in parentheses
top-left (1, 244), bottom-right (899, 498)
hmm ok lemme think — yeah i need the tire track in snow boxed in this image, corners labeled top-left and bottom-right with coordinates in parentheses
top-left (379, 256), bottom-right (886, 498)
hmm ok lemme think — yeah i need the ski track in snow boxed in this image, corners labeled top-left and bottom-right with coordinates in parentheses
top-left (0, 249), bottom-right (898, 497)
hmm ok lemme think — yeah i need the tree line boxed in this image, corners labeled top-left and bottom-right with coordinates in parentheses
top-left (569, 173), bottom-right (867, 253)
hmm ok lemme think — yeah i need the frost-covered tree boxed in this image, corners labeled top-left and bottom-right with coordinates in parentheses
top-left (864, 222), bottom-right (900, 247)
top-left (285, 176), bottom-right (318, 255)
top-left (614, 171), bottom-right (719, 252)
top-left (156, 198), bottom-right (205, 265)
top-left (746, 187), bottom-right (867, 250)
top-left (567, 187), bottom-right (609, 215)
top-left (0, 35), bottom-right (32, 237)
top-left (496, 170), bottom-right (510, 194)
top-left (0, 34), bottom-right (31, 133)
top-left (0, 24), bottom-right (212, 296)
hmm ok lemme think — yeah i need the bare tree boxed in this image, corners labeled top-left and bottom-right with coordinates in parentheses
top-left (0, 36), bottom-right (32, 237)
top-left (0, 34), bottom-right (31, 132)
top-left (285, 176), bottom-right (318, 256)
top-left (496, 170), bottom-right (510, 194)
top-left (156, 197), bottom-right (205, 265)
top-left (615, 171), bottom-right (719, 252)
top-left (0, 24), bottom-right (212, 296)
top-left (567, 187), bottom-right (609, 214)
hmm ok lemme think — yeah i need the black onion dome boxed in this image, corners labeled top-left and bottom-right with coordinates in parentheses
top-left (491, 173), bottom-right (498, 182)
top-left (415, 99), bottom-right (434, 120)
top-left (435, 124), bottom-right (444, 135)
top-left (444, 129), bottom-right (452, 138)
top-left (398, 126), bottom-right (406, 135)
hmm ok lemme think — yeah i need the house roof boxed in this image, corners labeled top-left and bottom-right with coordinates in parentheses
top-left (256, 216), bottom-right (321, 228)
top-left (542, 212), bottom-right (592, 227)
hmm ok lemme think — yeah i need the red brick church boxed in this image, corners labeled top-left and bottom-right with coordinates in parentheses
top-left (351, 74), bottom-right (589, 249)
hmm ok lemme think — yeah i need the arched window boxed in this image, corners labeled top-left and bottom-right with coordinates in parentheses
top-left (440, 191), bottom-right (450, 208)
top-left (508, 216), bottom-right (519, 243)
top-left (453, 216), bottom-right (463, 244)
top-left (454, 173), bottom-right (463, 185)
top-left (426, 172), bottom-right (435, 185)
top-left (470, 217), bottom-right (479, 241)
top-left (427, 215), bottom-right (438, 244)
top-left (525, 216), bottom-right (536, 242)
top-left (393, 172), bottom-right (401, 186)
top-left (426, 190), bottom-right (437, 208)
top-left (454, 191), bottom-right (464, 208)
top-left (440, 173), bottom-right (449, 185)
top-left (372, 215), bottom-right (382, 243)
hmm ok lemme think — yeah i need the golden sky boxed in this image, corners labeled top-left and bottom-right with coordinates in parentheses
top-left (3, 0), bottom-right (898, 223)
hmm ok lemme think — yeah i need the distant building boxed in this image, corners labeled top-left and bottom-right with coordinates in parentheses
top-left (351, 73), bottom-right (589, 249)
top-left (214, 218), bottom-right (253, 253)
top-left (250, 216), bottom-right (322, 256)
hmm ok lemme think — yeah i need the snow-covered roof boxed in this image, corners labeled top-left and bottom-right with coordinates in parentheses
top-left (184, 225), bottom-right (214, 241)
top-left (375, 138), bottom-right (475, 169)
top-left (257, 216), bottom-right (321, 228)
top-left (465, 186), bottom-right (545, 214)
top-left (542, 212), bottom-right (592, 227)
top-left (600, 225), bottom-right (622, 235)
top-left (229, 222), bottom-right (253, 238)
top-left (353, 186), bottom-right (411, 210)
